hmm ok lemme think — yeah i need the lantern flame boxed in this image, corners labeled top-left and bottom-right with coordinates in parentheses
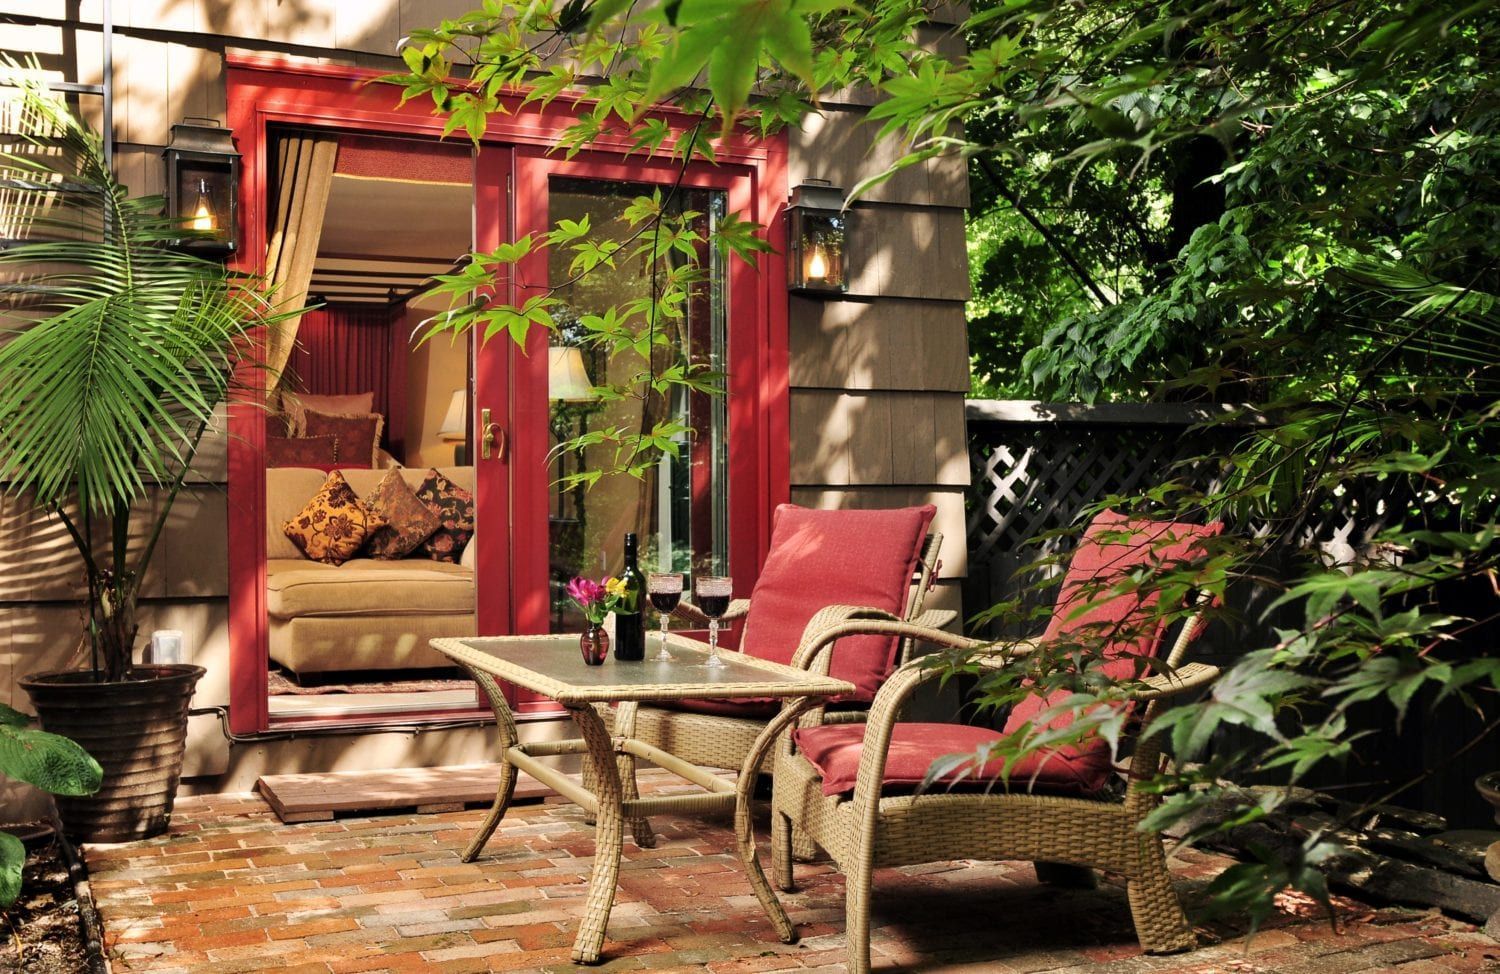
top-left (807, 243), bottom-right (829, 281)
top-left (190, 179), bottom-right (217, 232)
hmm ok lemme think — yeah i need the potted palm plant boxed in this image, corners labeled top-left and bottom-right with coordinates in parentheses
top-left (0, 72), bottom-right (281, 841)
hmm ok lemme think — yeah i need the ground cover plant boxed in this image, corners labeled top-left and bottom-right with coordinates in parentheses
top-left (389, 0), bottom-right (1500, 922)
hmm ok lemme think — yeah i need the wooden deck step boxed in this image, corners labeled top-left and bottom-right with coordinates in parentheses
top-left (257, 764), bottom-right (554, 823)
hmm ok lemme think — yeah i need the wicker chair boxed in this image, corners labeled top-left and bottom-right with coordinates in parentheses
top-left (594, 505), bottom-right (955, 848)
top-left (736, 513), bottom-right (1223, 973)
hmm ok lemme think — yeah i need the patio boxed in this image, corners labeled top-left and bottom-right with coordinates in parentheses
top-left (86, 775), bottom-right (1497, 974)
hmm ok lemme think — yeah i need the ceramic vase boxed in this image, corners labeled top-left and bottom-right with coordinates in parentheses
top-left (580, 624), bottom-right (609, 666)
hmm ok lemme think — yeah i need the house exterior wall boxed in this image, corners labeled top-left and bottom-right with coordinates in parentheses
top-left (0, 0), bottom-right (971, 793)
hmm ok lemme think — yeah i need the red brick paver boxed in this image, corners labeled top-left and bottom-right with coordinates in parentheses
top-left (85, 780), bottom-right (1499, 973)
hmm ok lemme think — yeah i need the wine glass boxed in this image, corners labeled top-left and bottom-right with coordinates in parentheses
top-left (647, 572), bottom-right (683, 662)
top-left (695, 576), bottom-right (733, 669)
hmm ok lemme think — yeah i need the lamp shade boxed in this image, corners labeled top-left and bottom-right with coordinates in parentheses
top-left (548, 346), bottom-right (595, 402)
top-left (437, 389), bottom-right (467, 440)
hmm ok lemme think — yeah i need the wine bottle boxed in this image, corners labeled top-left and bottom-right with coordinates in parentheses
top-left (613, 533), bottom-right (645, 661)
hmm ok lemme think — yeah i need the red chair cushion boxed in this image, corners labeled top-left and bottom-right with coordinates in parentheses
top-left (1005, 510), bottom-right (1223, 736)
top-left (792, 722), bottom-right (1114, 798)
top-left (739, 503), bottom-right (936, 702)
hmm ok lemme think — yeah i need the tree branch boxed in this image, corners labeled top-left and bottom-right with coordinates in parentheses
top-left (974, 154), bottom-right (1111, 307)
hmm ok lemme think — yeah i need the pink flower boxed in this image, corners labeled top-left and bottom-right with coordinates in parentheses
top-left (567, 576), bottom-right (619, 624)
top-left (567, 576), bottom-right (607, 608)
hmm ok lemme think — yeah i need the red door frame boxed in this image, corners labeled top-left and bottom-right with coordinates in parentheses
top-left (224, 57), bottom-right (789, 734)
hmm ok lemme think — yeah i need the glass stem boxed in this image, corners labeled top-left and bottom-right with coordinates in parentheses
top-left (708, 619), bottom-right (719, 661)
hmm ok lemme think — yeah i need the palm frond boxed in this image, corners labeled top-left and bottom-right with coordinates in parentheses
top-left (0, 62), bottom-right (274, 515)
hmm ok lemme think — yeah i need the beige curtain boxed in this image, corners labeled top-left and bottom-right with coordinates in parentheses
top-left (263, 133), bottom-right (337, 399)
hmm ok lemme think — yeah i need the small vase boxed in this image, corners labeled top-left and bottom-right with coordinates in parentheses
top-left (580, 624), bottom-right (609, 666)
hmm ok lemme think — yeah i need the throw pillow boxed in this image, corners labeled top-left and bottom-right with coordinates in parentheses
top-left (282, 470), bottom-right (389, 565)
top-left (282, 390), bottom-right (374, 436)
top-left (414, 469), bottom-right (475, 563)
top-left (303, 410), bottom-right (384, 468)
top-left (361, 469), bottom-right (442, 559)
top-left (266, 433), bottom-right (338, 469)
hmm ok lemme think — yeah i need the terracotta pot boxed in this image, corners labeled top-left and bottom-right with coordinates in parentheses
top-left (580, 625), bottom-right (609, 666)
top-left (20, 665), bottom-right (204, 843)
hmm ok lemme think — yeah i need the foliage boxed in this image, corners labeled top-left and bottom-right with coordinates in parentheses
top-left (0, 704), bottom-right (101, 907)
top-left (390, 0), bottom-right (1500, 923)
top-left (0, 68), bottom-right (286, 681)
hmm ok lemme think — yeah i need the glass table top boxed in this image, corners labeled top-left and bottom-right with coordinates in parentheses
top-left (430, 633), bottom-right (854, 704)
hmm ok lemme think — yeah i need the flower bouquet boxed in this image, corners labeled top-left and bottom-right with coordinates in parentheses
top-left (568, 576), bottom-right (626, 664)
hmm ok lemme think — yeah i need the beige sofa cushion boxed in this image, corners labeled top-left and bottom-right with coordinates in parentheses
top-left (266, 466), bottom-right (475, 561)
top-left (269, 613), bottom-right (473, 673)
top-left (266, 558), bottom-right (474, 618)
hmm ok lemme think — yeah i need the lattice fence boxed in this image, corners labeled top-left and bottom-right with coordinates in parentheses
top-left (962, 400), bottom-right (1395, 641)
top-left (963, 401), bottom-right (1236, 637)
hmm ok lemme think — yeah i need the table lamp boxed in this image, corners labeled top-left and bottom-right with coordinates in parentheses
top-left (438, 389), bottom-right (467, 464)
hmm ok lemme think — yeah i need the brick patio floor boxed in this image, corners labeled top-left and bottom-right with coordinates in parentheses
top-left (85, 778), bottom-right (1500, 974)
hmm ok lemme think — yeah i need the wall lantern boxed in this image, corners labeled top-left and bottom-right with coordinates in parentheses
top-left (162, 117), bottom-right (239, 256)
top-left (787, 179), bottom-right (848, 295)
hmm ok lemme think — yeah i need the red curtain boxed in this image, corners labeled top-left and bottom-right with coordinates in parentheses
top-left (287, 306), bottom-right (407, 456)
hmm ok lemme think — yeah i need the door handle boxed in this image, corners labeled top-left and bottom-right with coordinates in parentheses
top-left (481, 408), bottom-right (507, 462)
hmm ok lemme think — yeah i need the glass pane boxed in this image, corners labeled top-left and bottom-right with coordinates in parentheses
top-left (546, 178), bottom-right (729, 631)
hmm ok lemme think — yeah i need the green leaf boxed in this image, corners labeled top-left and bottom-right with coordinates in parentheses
top-left (762, 11), bottom-right (815, 88)
top-left (0, 832), bottom-right (22, 908)
top-left (0, 723), bottom-right (102, 797)
top-left (706, 23), bottom-right (761, 124)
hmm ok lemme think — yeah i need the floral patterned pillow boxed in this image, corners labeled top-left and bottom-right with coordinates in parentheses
top-left (414, 469), bottom-right (475, 564)
top-left (282, 470), bottom-right (388, 565)
top-left (361, 469), bottom-right (441, 559)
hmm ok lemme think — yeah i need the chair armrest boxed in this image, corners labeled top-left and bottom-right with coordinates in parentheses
top-left (1125, 662), bottom-right (1220, 701)
top-left (788, 607), bottom-right (983, 674)
top-left (673, 597), bottom-right (750, 625)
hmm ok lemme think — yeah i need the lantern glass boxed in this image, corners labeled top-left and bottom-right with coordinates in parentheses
top-left (798, 213), bottom-right (846, 291)
top-left (174, 162), bottom-right (233, 244)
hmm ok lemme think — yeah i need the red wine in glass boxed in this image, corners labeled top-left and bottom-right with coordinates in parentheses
top-left (695, 576), bottom-right (733, 668)
top-left (647, 572), bottom-right (683, 662)
top-left (695, 593), bottom-right (731, 618)
top-left (649, 591), bottom-right (682, 613)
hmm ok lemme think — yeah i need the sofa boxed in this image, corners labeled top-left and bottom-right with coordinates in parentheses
top-left (265, 466), bottom-right (476, 675)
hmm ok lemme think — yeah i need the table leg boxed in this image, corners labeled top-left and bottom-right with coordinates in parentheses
top-left (735, 697), bottom-right (819, 945)
top-left (566, 702), bottom-right (625, 965)
top-left (611, 702), bottom-right (658, 849)
top-left (459, 667), bottom-right (521, 863)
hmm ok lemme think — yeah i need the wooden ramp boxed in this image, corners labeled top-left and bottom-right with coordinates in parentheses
top-left (258, 764), bottom-right (553, 823)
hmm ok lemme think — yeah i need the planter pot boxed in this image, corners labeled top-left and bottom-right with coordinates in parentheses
top-left (20, 665), bottom-right (204, 843)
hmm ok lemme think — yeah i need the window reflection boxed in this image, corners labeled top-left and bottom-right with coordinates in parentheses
top-left (547, 178), bottom-right (729, 630)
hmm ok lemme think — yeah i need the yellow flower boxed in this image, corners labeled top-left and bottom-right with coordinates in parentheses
top-left (605, 577), bottom-right (627, 598)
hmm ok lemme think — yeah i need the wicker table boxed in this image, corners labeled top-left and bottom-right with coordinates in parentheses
top-left (429, 633), bottom-right (854, 965)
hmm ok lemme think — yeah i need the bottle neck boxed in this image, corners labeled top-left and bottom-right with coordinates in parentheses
top-left (623, 533), bottom-right (638, 568)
